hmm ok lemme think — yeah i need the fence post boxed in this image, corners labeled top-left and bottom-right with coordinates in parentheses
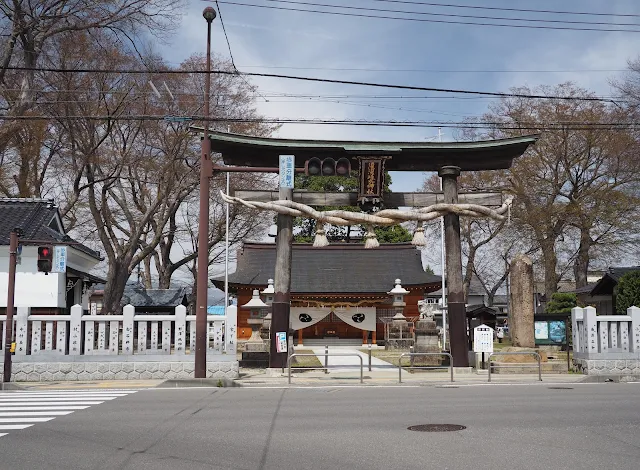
top-left (571, 307), bottom-right (582, 353)
top-left (175, 305), bottom-right (186, 354)
top-left (14, 307), bottom-right (29, 356)
top-left (225, 305), bottom-right (237, 355)
top-left (630, 306), bottom-right (640, 353)
top-left (122, 304), bottom-right (134, 355)
top-left (69, 305), bottom-right (82, 355)
top-left (583, 306), bottom-right (598, 355)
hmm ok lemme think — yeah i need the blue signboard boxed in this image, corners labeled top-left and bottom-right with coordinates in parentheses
top-left (279, 155), bottom-right (294, 188)
top-left (52, 246), bottom-right (67, 273)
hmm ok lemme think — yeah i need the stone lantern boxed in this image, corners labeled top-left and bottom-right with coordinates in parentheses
top-left (241, 290), bottom-right (269, 353)
top-left (388, 278), bottom-right (409, 320)
top-left (260, 279), bottom-right (275, 340)
top-left (386, 279), bottom-right (411, 350)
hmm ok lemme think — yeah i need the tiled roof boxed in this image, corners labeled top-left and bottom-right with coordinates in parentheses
top-left (213, 242), bottom-right (441, 294)
top-left (0, 198), bottom-right (101, 259)
top-left (121, 287), bottom-right (189, 307)
top-left (589, 266), bottom-right (640, 296)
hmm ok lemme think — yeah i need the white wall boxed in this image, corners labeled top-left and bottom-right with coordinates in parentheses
top-left (0, 272), bottom-right (65, 308)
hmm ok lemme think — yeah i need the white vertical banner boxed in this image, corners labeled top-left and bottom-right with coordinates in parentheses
top-left (279, 155), bottom-right (295, 188)
top-left (225, 305), bottom-right (237, 355)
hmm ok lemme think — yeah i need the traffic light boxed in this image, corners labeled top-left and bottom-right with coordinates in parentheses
top-left (305, 157), bottom-right (351, 176)
top-left (37, 245), bottom-right (53, 273)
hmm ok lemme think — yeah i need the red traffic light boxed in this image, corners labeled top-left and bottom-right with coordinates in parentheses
top-left (37, 245), bottom-right (53, 273)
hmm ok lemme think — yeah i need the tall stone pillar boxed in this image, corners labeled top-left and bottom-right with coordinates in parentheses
top-left (438, 166), bottom-right (469, 367)
top-left (509, 254), bottom-right (535, 347)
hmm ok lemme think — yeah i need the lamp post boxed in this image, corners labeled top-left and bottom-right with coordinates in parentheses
top-left (195, 6), bottom-right (217, 379)
top-left (3, 229), bottom-right (20, 383)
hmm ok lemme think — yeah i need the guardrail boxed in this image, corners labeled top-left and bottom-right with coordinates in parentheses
top-left (287, 353), bottom-right (364, 384)
top-left (487, 351), bottom-right (542, 382)
top-left (398, 352), bottom-right (453, 383)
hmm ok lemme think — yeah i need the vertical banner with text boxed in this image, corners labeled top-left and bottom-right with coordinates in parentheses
top-left (279, 155), bottom-right (295, 188)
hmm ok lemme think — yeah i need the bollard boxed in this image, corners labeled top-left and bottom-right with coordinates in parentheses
top-left (368, 342), bottom-right (372, 372)
top-left (324, 345), bottom-right (328, 374)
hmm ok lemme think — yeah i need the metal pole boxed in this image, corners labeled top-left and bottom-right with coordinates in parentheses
top-left (195, 7), bottom-right (217, 378)
top-left (324, 345), bottom-right (328, 373)
top-left (3, 230), bottom-right (18, 383)
top-left (224, 171), bottom-right (229, 317)
top-left (368, 342), bottom-right (372, 372)
top-left (438, 129), bottom-right (447, 351)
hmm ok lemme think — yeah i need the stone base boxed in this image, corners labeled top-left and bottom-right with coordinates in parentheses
top-left (0, 361), bottom-right (239, 382)
top-left (244, 341), bottom-right (268, 353)
top-left (239, 351), bottom-right (269, 368)
top-left (573, 358), bottom-right (640, 376)
top-left (385, 339), bottom-right (414, 350)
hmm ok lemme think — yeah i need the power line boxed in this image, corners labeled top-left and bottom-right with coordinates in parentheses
top-left (0, 66), bottom-right (619, 103)
top-left (237, 0), bottom-right (640, 27)
top-left (367, 0), bottom-right (640, 19)
top-left (237, 65), bottom-right (628, 74)
top-left (213, 0), bottom-right (640, 33)
top-left (0, 114), bottom-right (636, 130)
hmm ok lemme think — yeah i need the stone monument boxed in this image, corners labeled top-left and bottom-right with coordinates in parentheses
top-left (509, 254), bottom-right (535, 347)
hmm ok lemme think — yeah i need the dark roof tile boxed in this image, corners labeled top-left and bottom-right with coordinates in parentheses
top-left (213, 242), bottom-right (441, 294)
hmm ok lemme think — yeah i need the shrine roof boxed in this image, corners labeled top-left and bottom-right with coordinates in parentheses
top-left (191, 129), bottom-right (538, 171)
top-left (211, 242), bottom-right (441, 294)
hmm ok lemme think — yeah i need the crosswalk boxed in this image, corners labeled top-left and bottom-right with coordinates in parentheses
top-left (0, 389), bottom-right (137, 438)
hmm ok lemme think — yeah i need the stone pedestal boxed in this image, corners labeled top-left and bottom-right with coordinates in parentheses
top-left (386, 313), bottom-right (413, 350)
top-left (240, 318), bottom-right (269, 368)
top-left (509, 254), bottom-right (535, 347)
top-left (414, 319), bottom-right (442, 365)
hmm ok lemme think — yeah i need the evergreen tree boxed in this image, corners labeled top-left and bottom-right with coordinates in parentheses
top-left (614, 271), bottom-right (640, 314)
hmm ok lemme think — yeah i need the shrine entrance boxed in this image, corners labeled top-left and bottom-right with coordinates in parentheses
top-left (200, 128), bottom-right (538, 368)
top-left (291, 306), bottom-right (376, 346)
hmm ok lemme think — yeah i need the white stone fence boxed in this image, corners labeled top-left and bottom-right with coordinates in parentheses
top-left (0, 304), bottom-right (238, 360)
top-left (572, 306), bottom-right (640, 376)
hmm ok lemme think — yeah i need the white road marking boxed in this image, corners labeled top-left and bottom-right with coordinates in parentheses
top-left (0, 417), bottom-right (55, 423)
top-left (0, 406), bottom-right (91, 411)
top-left (0, 389), bottom-right (137, 438)
top-left (0, 411), bottom-right (74, 417)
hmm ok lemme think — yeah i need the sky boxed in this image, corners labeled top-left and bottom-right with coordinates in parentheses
top-left (156, 0), bottom-right (640, 193)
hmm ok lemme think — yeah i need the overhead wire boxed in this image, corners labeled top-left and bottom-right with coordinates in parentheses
top-left (233, 0), bottom-right (640, 28)
top-left (0, 66), bottom-right (620, 103)
top-left (212, 0), bottom-right (640, 33)
top-left (366, 0), bottom-right (640, 19)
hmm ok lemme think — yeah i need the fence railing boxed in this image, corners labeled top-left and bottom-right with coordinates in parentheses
top-left (572, 306), bottom-right (640, 358)
top-left (397, 352), bottom-right (453, 383)
top-left (0, 304), bottom-right (237, 359)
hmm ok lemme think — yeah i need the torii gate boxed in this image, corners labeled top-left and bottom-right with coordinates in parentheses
top-left (195, 129), bottom-right (538, 369)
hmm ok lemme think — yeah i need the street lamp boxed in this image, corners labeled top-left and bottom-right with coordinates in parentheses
top-left (195, 6), bottom-right (217, 379)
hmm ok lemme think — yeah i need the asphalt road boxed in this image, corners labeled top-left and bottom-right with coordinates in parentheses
top-left (0, 383), bottom-right (639, 470)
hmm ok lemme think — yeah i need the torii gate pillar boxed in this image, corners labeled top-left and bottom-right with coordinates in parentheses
top-left (270, 185), bottom-right (293, 369)
top-left (439, 166), bottom-right (470, 367)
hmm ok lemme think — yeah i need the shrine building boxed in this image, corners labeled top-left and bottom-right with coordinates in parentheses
top-left (212, 242), bottom-right (441, 346)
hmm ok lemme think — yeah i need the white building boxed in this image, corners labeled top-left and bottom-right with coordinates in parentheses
top-left (0, 198), bottom-right (103, 312)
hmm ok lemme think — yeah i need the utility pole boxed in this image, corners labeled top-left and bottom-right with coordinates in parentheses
top-left (437, 127), bottom-right (447, 351)
top-left (3, 229), bottom-right (20, 383)
top-left (195, 6), bottom-right (217, 378)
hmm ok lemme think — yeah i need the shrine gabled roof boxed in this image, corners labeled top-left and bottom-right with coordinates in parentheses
top-left (211, 242), bottom-right (441, 294)
top-left (190, 129), bottom-right (538, 171)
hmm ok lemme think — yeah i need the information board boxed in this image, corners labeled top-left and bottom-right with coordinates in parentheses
top-left (473, 324), bottom-right (494, 353)
top-left (276, 331), bottom-right (287, 353)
